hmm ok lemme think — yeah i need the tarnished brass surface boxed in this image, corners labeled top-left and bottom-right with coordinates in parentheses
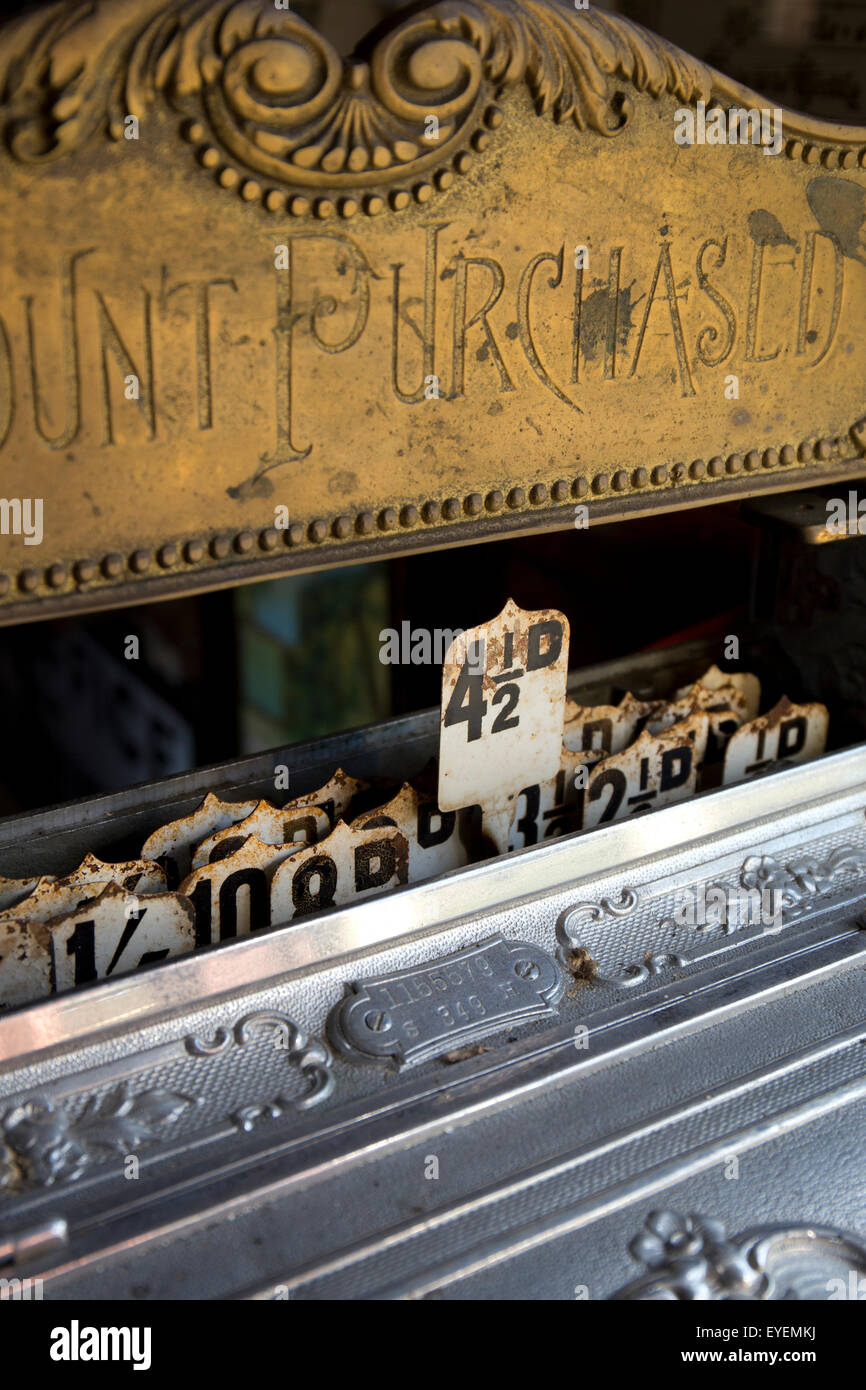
top-left (0, 0), bottom-right (865, 620)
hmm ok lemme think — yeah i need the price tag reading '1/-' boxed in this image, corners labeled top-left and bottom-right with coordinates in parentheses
top-left (438, 600), bottom-right (570, 852)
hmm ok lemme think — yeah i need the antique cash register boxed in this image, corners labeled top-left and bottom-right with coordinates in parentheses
top-left (0, 0), bottom-right (865, 1302)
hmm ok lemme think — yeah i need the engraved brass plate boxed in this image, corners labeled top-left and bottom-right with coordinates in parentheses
top-left (331, 934), bottom-right (563, 1067)
top-left (1, 0), bottom-right (865, 620)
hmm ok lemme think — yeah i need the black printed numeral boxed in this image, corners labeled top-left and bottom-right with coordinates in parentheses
top-left (491, 682), bottom-right (520, 733)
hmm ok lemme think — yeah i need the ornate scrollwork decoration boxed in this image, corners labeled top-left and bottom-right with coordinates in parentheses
top-left (185, 1008), bottom-right (334, 1112)
top-left (558, 889), bottom-right (691, 989)
top-left (612, 1209), bottom-right (866, 1300)
top-left (0, 0), bottom-right (714, 192)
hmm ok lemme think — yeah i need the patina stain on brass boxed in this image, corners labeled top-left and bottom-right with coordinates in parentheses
top-left (0, 0), bottom-right (865, 619)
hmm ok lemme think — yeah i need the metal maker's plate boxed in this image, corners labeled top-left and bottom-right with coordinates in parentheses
top-left (0, 1), bottom-right (865, 620)
top-left (331, 934), bottom-right (563, 1067)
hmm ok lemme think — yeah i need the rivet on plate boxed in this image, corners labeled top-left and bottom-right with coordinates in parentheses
top-left (378, 507), bottom-right (397, 530)
top-left (400, 504), bottom-right (419, 527)
top-left (507, 487), bottom-right (525, 508)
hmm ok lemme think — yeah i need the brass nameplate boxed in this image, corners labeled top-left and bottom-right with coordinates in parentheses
top-left (0, 0), bottom-right (865, 617)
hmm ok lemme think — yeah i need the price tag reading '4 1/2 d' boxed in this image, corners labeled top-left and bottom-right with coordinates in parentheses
top-left (438, 600), bottom-right (570, 852)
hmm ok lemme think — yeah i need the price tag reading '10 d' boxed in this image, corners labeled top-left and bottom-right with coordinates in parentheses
top-left (438, 600), bottom-right (570, 851)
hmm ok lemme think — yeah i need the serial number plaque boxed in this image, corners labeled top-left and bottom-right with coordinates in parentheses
top-left (330, 934), bottom-right (563, 1068)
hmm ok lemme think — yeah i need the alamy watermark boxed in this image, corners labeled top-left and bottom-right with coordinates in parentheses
top-left (379, 623), bottom-right (485, 669)
top-left (0, 1275), bottom-right (43, 1300)
top-left (0, 497), bottom-right (42, 545)
top-left (674, 101), bottom-right (783, 156)
top-left (671, 884), bottom-right (782, 931)
top-left (826, 491), bottom-right (866, 537)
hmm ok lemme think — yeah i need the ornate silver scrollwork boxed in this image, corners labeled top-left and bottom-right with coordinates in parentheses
top-left (185, 1009), bottom-right (335, 1122)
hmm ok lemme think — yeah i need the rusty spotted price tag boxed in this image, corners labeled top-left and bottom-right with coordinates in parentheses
top-left (676, 666), bottom-right (762, 722)
top-left (564, 693), bottom-right (653, 755)
top-left (723, 698), bottom-right (829, 783)
top-left (0, 921), bottom-right (52, 1008)
top-left (270, 821), bottom-right (409, 922)
top-left (0, 874), bottom-right (51, 914)
top-left (330, 934), bottom-right (563, 1068)
top-left (48, 883), bottom-right (197, 995)
top-left (438, 600), bottom-right (570, 852)
top-left (191, 800), bottom-right (331, 870)
top-left (141, 793), bottom-right (260, 889)
top-left (179, 836), bottom-right (301, 945)
top-left (0, 855), bottom-right (166, 926)
top-left (353, 783), bottom-right (470, 883)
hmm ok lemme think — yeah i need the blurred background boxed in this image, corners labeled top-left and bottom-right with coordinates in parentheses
top-left (0, 0), bottom-right (864, 812)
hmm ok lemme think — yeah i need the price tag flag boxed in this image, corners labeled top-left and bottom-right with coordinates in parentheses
top-left (438, 599), bottom-right (570, 852)
top-left (722, 698), bottom-right (828, 784)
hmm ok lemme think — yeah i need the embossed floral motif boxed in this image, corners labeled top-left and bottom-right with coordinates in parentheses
top-left (614, 1209), bottom-right (866, 1301)
top-left (742, 847), bottom-right (866, 907)
top-left (625, 1210), bottom-right (768, 1300)
top-left (0, 1085), bottom-right (192, 1191)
